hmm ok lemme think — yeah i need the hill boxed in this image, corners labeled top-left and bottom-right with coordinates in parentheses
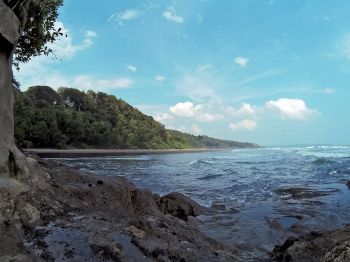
top-left (14, 86), bottom-right (259, 150)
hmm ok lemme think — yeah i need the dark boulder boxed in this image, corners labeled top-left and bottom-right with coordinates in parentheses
top-left (157, 192), bottom-right (204, 221)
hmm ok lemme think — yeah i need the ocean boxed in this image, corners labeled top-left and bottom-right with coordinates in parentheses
top-left (52, 145), bottom-right (350, 260)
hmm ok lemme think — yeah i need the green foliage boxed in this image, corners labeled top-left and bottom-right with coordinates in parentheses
top-left (167, 130), bottom-right (258, 149)
top-left (14, 86), bottom-right (258, 149)
top-left (14, 0), bottom-right (63, 69)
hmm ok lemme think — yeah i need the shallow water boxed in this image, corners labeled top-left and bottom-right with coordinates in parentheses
top-left (53, 145), bottom-right (350, 260)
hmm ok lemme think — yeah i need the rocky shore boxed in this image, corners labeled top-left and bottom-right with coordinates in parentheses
top-left (0, 154), bottom-right (238, 261)
top-left (2, 154), bottom-right (350, 261)
top-left (271, 226), bottom-right (350, 262)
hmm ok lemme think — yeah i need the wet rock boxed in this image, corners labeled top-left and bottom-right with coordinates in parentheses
top-left (90, 241), bottom-right (123, 260)
top-left (266, 218), bottom-right (284, 231)
top-left (275, 187), bottom-right (339, 200)
top-left (25, 153), bottom-right (58, 169)
top-left (126, 225), bottom-right (146, 239)
top-left (18, 204), bottom-right (40, 225)
top-left (271, 226), bottom-right (350, 262)
top-left (0, 155), bottom-right (238, 261)
top-left (157, 192), bottom-right (205, 221)
top-left (322, 239), bottom-right (350, 262)
top-left (272, 236), bottom-right (297, 261)
top-left (108, 241), bottom-right (123, 258)
top-left (211, 202), bottom-right (226, 210)
top-left (346, 181), bottom-right (350, 189)
top-left (229, 207), bottom-right (240, 214)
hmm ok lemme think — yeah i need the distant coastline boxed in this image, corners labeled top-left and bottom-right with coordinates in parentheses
top-left (25, 148), bottom-right (232, 158)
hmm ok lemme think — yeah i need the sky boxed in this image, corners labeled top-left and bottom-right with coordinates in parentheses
top-left (15, 0), bottom-right (350, 146)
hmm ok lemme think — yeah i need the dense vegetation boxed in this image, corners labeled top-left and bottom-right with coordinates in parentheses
top-left (14, 86), bottom-right (258, 149)
top-left (13, 0), bottom-right (64, 69)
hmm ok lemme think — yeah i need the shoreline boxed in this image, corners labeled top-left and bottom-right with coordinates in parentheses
top-left (0, 153), bottom-right (239, 261)
top-left (24, 148), bottom-right (231, 158)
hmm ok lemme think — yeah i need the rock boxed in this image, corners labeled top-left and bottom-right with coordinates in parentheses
top-left (211, 202), bottom-right (226, 210)
top-left (271, 226), bottom-right (350, 262)
top-left (0, 155), bottom-right (238, 261)
top-left (275, 186), bottom-right (338, 200)
top-left (19, 204), bottom-right (40, 225)
top-left (346, 181), bottom-right (350, 189)
top-left (0, 0), bottom-right (21, 45)
top-left (126, 225), bottom-right (146, 239)
top-left (90, 241), bottom-right (123, 260)
top-left (96, 180), bottom-right (104, 185)
top-left (25, 153), bottom-right (58, 169)
top-left (322, 240), bottom-right (350, 262)
top-left (157, 192), bottom-right (204, 221)
top-left (107, 241), bottom-right (123, 259)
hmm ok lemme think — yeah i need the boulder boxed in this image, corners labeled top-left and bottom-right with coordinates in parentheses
top-left (157, 192), bottom-right (204, 221)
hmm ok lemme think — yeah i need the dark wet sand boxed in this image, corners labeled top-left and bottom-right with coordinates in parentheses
top-left (24, 148), bottom-right (227, 158)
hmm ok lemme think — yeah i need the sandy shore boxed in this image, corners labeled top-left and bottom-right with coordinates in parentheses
top-left (24, 148), bottom-right (228, 158)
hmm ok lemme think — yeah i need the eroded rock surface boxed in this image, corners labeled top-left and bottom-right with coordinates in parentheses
top-left (272, 226), bottom-right (350, 262)
top-left (0, 155), bottom-right (238, 261)
top-left (157, 192), bottom-right (205, 221)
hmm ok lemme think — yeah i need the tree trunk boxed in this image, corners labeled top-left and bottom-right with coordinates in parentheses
top-left (0, 0), bottom-right (30, 180)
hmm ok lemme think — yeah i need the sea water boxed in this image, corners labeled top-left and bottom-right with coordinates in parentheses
top-left (53, 145), bottom-right (350, 260)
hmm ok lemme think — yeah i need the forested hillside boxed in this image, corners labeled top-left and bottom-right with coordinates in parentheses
top-left (14, 86), bottom-right (258, 149)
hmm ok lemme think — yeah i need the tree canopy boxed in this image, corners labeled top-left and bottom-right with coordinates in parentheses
top-left (13, 0), bottom-right (63, 69)
top-left (14, 86), bottom-right (259, 150)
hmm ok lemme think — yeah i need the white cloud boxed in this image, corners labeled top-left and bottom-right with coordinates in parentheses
top-left (85, 31), bottom-right (97, 38)
top-left (167, 124), bottom-right (202, 136)
top-left (196, 63), bottom-right (212, 72)
top-left (266, 98), bottom-right (317, 120)
top-left (317, 87), bottom-right (336, 95)
top-left (169, 102), bottom-right (223, 122)
top-left (237, 70), bottom-right (280, 86)
top-left (108, 9), bottom-right (140, 25)
top-left (14, 20), bottom-right (133, 95)
top-left (191, 124), bottom-right (203, 135)
top-left (197, 14), bottom-right (203, 24)
top-left (155, 75), bottom-right (166, 82)
top-left (119, 10), bottom-right (139, 20)
top-left (170, 102), bottom-right (202, 118)
top-left (337, 33), bottom-right (350, 60)
top-left (49, 21), bottom-right (97, 59)
top-left (163, 7), bottom-right (184, 24)
top-left (176, 75), bottom-right (221, 104)
top-left (72, 76), bottom-right (133, 91)
top-left (234, 56), bottom-right (249, 67)
top-left (154, 113), bottom-right (173, 122)
top-left (226, 103), bottom-right (256, 117)
top-left (175, 64), bottom-right (225, 106)
top-left (16, 60), bottom-right (133, 91)
top-left (127, 65), bottom-right (137, 72)
top-left (315, 15), bottom-right (338, 22)
top-left (229, 119), bottom-right (257, 131)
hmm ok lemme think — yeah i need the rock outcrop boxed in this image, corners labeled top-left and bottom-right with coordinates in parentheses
top-left (272, 226), bottom-right (350, 262)
top-left (157, 192), bottom-right (205, 221)
top-left (0, 156), bottom-right (239, 261)
top-left (0, 0), bottom-right (31, 181)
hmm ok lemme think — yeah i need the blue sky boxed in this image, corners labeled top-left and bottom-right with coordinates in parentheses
top-left (16, 0), bottom-right (350, 146)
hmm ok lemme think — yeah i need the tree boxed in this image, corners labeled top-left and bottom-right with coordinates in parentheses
top-left (14, 0), bottom-right (63, 69)
top-left (0, 0), bottom-right (62, 180)
top-left (27, 85), bottom-right (62, 106)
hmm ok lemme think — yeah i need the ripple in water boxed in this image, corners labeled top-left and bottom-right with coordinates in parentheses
top-left (53, 145), bottom-right (350, 260)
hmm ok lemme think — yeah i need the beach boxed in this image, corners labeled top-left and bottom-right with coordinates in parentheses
top-left (24, 148), bottom-right (227, 158)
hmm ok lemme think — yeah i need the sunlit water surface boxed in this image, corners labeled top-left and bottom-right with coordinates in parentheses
top-left (53, 145), bottom-right (350, 260)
